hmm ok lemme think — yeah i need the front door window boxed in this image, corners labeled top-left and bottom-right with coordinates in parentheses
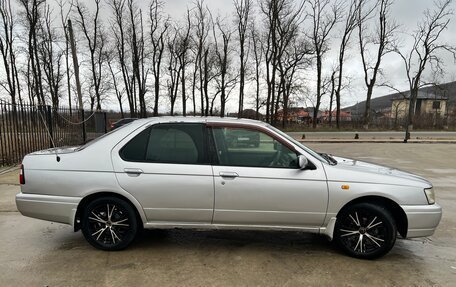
top-left (210, 127), bottom-right (298, 168)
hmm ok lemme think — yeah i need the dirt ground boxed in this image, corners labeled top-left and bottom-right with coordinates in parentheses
top-left (0, 143), bottom-right (455, 286)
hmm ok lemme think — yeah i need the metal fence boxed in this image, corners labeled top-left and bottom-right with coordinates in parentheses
top-left (0, 101), bottom-right (108, 167)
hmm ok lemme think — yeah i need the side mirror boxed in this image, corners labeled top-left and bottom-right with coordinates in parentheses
top-left (298, 155), bottom-right (309, 170)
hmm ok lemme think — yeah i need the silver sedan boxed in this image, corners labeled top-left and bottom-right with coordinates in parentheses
top-left (16, 117), bottom-right (442, 259)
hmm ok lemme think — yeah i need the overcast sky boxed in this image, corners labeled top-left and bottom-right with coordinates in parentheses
top-left (5, 0), bottom-right (455, 112)
top-left (159, 0), bottom-right (456, 109)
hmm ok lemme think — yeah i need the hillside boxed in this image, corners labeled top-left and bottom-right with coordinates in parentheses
top-left (343, 81), bottom-right (456, 116)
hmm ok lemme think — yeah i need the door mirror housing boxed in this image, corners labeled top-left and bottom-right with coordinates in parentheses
top-left (298, 155), bottom-right (309, 170)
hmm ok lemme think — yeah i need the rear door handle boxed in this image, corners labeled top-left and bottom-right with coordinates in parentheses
top-left (219, 171), bottom-right (239, 178)
top-left (124, 168), bottom-right (144, 175)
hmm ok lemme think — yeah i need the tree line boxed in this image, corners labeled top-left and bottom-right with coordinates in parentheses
top-left (0, 0), bottom-right (454, 129)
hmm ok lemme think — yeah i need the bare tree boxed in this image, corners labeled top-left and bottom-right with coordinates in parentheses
top-left (260, 0), bottom-right (306, 124)
top-left (176, 9), bottom-right (192, 116)
top-left (166, 26), bottom-right (181, 116)
top-left (128, 0), bottom-right (148, 117)
top-left (201, 43), bottom-right (217, 116)
top-left (333, 0), bottom-right (366, 128)
top-left (0, 0), bottom-right (22, 107)
top-left (107, 54), bottom-right (125, 118)
top-left (212, 16), bottom-right (236, 117)
top-left (75, 0), bottom-right (105, 111)
top-left (395, 0), bottom-right (455, 140)
top-left (150, 0), bottom-right (169, 116)
top-left (234, 0), bottom-right (252, 118)
top-left (192, 0), bottom-right (211, 115)
top-left (39, 4), bottom-right (64, 110)
top-left (58, 0), bottom-right (73, 113)
top-left (250, 22), bottom-right (263, 119)
top-left (358, 0), bottom-right (398, 129)
top-left (19, 0), bottom-right (46, 106)
top-left (109, 0), bottom-right (135, 116)
top-left (307, 0), bottom-right (341, 128)
top-left (278, 37), bottom-right (312, 128)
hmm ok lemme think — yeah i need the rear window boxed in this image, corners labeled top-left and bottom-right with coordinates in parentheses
top-left (77, 123), bottom-right (130, 151)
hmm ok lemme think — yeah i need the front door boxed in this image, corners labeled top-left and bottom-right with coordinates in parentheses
top-left (111, 123), bottom-right (214, 224)
top-left (209, 124), bottom-right (328, 229)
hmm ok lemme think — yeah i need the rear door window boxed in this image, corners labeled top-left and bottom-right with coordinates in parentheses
top-left (120, 123), bottom-right (207, 164)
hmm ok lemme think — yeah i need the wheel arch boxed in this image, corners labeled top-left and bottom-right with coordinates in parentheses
top-left (336, 195), bottom-right (408, 238)
top-left (74, 191), bottom-right (145, 232)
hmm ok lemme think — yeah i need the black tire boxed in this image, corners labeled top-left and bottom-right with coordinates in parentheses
top-left (81, 196), bottom-right (138, 251)
top-left (334, 202), bottom-right (397, 259)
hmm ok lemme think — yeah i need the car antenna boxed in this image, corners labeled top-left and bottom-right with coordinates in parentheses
top-left (37, 106), bottom-right (60, 162)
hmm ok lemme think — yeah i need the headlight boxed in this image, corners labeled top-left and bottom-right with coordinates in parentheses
top-left (424, 188), bottom-right (435, 204)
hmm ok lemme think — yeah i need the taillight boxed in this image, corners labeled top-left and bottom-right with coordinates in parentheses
top-left (19, 164), bottom-right (25, 185)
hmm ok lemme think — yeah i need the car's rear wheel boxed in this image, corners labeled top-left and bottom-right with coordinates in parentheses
top-left (334, 202), bottom-right (397, 259)
top-left (81, 197), bottom-right (138, 251)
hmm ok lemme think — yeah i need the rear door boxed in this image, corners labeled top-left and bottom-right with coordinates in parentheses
top-left (208, 124), bottom-right (328, 229)
top-left (111, 122), bottom-right (214, 224)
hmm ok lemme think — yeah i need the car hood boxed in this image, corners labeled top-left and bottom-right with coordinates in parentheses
top-left (324, 156), bottom-right (432, 188)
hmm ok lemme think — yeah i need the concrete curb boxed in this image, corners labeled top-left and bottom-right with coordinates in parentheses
top-left (297, 139), bottom-right (456, 143)
top-left (0, 166), bottom-right (19, 175)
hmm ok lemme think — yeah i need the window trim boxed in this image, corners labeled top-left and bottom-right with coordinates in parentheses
top-left (119, 122), bottom-right (210, 165)
top-left (207, 122), bottom-right (302, 169)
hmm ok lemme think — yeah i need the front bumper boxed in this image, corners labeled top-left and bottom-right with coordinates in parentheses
top-left (401, 203), bottom-right (442, 238)
top-left (16, 192), bottom-right (81, 226)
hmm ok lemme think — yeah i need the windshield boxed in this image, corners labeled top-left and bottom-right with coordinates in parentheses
top-left (267, 125), bottom-right (330, 164)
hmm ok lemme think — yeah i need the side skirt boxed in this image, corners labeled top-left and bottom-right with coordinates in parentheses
top-left (144, 222), bottom-right (321, 233)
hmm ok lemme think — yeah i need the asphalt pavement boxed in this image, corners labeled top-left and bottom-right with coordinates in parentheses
top-left (0, 143), bottom-right (455, 286)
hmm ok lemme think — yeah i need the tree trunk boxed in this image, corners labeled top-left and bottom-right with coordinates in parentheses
top-left (238, 52), bottom-right (245, 117)
top-left (181, 63), bottom-right (186, 116)
top-left (312, 57), bottom-right (322, 129)
top-left (406, 87), bottom-right (419, 132)
top-left (363, 84), bottom-right (374, 129)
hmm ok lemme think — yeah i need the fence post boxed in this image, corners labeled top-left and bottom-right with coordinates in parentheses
top-left (46, 105), bottom-right (54, 148)
top-left (80, 109), bottom-right (86, 144)
top-left (104, 112), bottom-right (107, 133)
top-left (0, 104), bottom-right (4, 166)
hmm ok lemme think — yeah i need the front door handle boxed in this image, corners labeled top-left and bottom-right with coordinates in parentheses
top-left (219, 171), bottom-right (239, 178)
top-left (124, 168), bottom-right (144, 175)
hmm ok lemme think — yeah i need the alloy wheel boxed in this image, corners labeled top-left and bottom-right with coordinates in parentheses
top-left (335, 203), bottom-right (396, 259)
top-left (338, 211), bottom-right (386, 253)
top-left (82, 197), bottom-right (138, 250)
top-left (88, 203), bottom-right (131, 245)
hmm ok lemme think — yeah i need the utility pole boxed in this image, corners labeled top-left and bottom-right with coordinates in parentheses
top-left (68, 19), bottom-right (83, 110)
top-left (68, 19), bottom-right (86, 143)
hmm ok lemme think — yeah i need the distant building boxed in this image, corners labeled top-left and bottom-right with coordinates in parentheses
top-left (391, 92), bottom-right (448, 119)
top-left (321, 110), bottom-right (352, 122)
top-left (343, 81), bottom-right (455, 121)
top-left (276, 107), bottom-right (312, 124)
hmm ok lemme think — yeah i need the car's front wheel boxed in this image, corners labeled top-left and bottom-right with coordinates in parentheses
top-left (334, 202), bottom-right (397, 259)
top-left (81, 196), bottom-right (138, 251)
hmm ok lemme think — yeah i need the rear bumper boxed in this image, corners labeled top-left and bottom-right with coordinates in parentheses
top-left (16, 192), bottom-right (81, 226)
top-left (401, 204), bottom-right (442, 238)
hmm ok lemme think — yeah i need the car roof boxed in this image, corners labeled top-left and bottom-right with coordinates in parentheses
top-left (130, 116), bottom-right (269, 127)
